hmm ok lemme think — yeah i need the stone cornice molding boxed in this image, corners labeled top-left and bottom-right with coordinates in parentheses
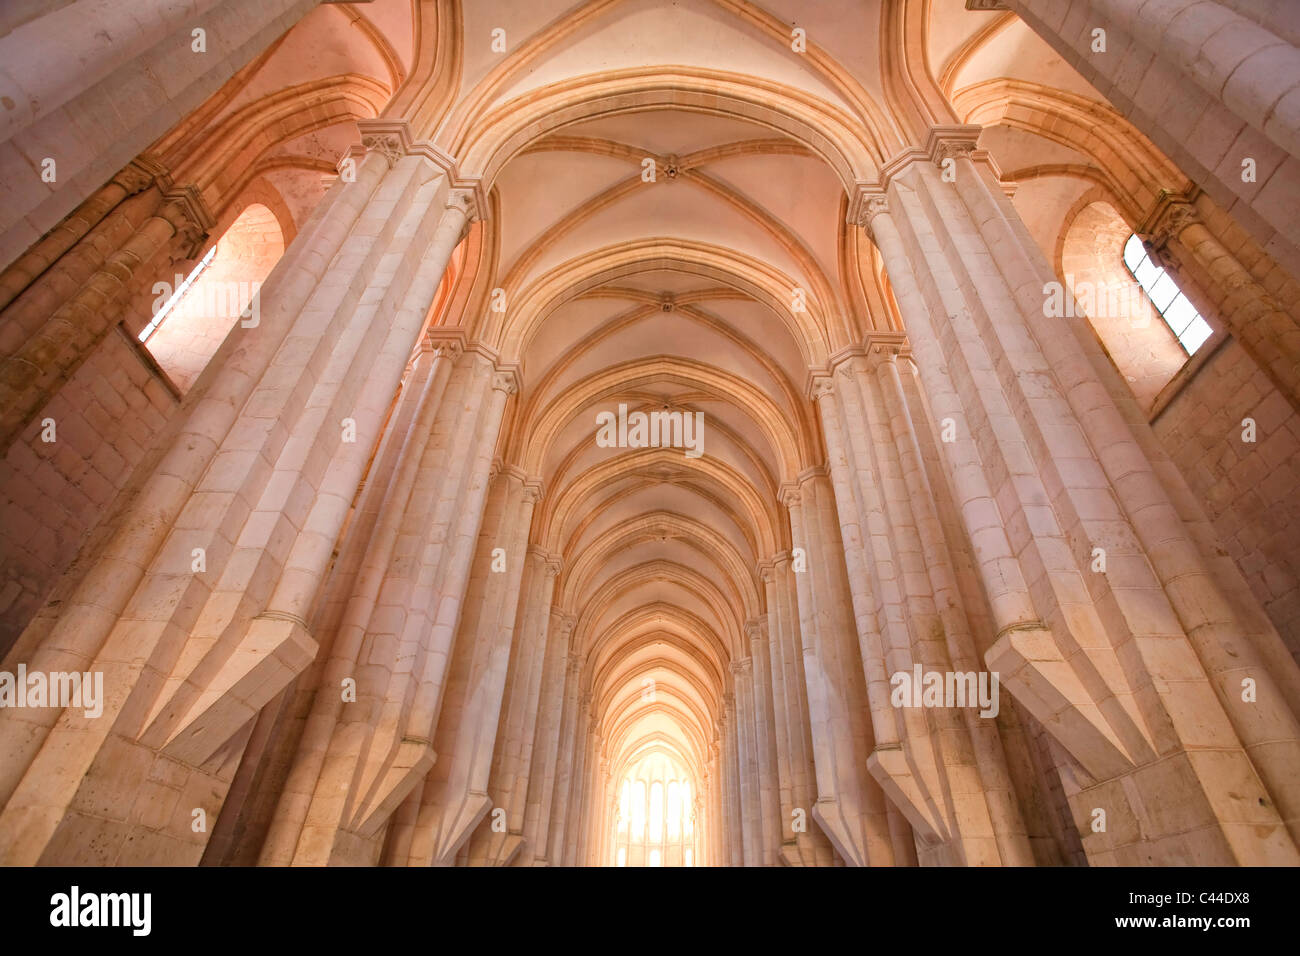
top-left (356, 118), bottom-right (488, 220)
top-left (828, 343), bottom-right (869, 373)
top-left (497, 462), bottom-right (543, 502)
top-left (462, 339), bottom-right (502, 366)
top-left (462, 339), bottom-right (524, 395)
top-left (852, 125), bottom-right (999, 206)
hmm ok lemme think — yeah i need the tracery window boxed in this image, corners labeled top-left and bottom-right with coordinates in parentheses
top-left (609, 753), bottom-right (698, 866)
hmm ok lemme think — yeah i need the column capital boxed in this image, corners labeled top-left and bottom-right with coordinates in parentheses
top-left (355, 118), bottom-right (488, 220)
top-left (847, 185), bottom-right (890, 232)
top-left (926, 124), bottom-right (981, 167)
top-left (730, 657), bottom-right (753, 676)
top-left (158, 184), bottom-right (216, 259)
top-left (779, 484), bottom-right (801, 509)
top-left (113, 154), bottom-right (168, 195)
top-left (445, 186), bottom-right (480, 224)
top-left (1138, 189), bottom-right (1201, 265)
top-left (809, 374), bottom-right (835, 402)
top-left (422, 328), bottom-right (465, 359)
top-left (360, 131), bottom-right (404, 167)
top-left (521, 478), bottom-right (545, 505)
top-left (863, 331), bottom-right (910, 368)
top-left (491, 367), bottom-right (521, 396)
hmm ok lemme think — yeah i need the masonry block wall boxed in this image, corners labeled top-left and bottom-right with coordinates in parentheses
top-left (0, 327), bottom-right (179, 656)
top-left (1153, 337), bottom-right (1300, 662)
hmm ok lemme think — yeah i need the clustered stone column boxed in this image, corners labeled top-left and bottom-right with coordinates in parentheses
top-left (461, 549), bottom-right (562, 865)
top-left (854, 124), bottom-right (1300, 865)
top-left (542, 654), bottom-right (585, 864)
top-left (413, 465), bottom-right (540, 867)
top-left (745, 617), bottom-right (782, 865)
top-left (0, 132), bottom-right (483, 865)
top-left (518, 614), bottom-right (575, 865)
top-left (810, 343), bottom-right (1035, 866)
top-left (260, 345), bottom-right (517, 866)
top-left (779, 475), bottom-right (910, 866)
top-left (758, 554), bottom-right (836, 865)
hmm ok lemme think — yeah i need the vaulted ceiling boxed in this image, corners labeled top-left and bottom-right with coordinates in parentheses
top-left (157, 0), bottom-right (1177, 795)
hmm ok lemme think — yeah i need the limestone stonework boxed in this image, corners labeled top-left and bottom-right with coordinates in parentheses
top-left (1, 0), bottom-right (1299, 868)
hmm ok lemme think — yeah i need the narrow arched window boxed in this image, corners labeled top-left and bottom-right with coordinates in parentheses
top-left (1122, 234), bottom-right (1212, 354)
top-left (139, 245), bottom-right (215, 343)
top-left (666, 780), bottom-right (681, 840)
top-left (631, 780), bottom-right (646, 841)
top-left (649, 781), bottom-right (664, 842)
